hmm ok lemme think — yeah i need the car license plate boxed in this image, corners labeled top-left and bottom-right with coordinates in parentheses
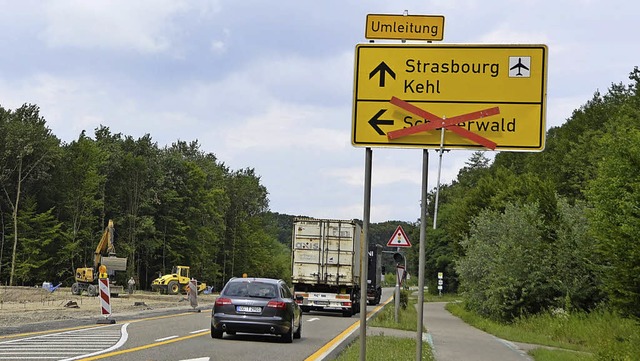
top-left (315, 301), bottom-right (329, 306)
top-left (237, 306), bottom-right (261, 313)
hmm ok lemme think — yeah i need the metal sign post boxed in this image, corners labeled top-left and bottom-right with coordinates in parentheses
top-left (359, 147), bottom-right (372, 361)
top-left (416, 149), bottom-right (428, 360)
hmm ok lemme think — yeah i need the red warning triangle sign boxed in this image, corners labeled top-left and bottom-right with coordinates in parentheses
top-left (387, 225), bottom-right (411, 247)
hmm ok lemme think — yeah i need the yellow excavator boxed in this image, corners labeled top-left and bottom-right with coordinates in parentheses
top-left (71, 220), bottom-right (127, 296)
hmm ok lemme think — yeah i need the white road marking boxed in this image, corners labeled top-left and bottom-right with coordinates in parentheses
top-left (155, 335), bottom-right (179, 342)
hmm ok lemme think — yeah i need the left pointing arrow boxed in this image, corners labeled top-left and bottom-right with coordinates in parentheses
top-left (369, 61), bottom-right (396, 87)
top-left (368, 109), bottom-right (394, 135)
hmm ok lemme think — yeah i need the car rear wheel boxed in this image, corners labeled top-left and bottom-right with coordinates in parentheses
top-left (293, 318), bottom-right (302, 339)
top-left (281, 323), bottom-right (294, 343)
top-left (211, 325), bottom-right (223, 339)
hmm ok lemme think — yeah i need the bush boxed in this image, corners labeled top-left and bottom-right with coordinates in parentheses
top-left (391, 288), bottom-right (410, 309)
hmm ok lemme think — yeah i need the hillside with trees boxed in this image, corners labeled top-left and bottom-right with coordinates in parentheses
top-left (0, 108), bottom-right (289, 291)
top-left (1, 67), bottom-right (639, 322)
top-left (406, 67), bottom-right (640, 320)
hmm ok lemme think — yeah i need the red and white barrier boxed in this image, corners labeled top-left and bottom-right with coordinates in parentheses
top-left (99, 277), bottom-right (112, 316)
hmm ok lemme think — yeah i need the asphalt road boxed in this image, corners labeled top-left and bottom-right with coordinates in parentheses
top-left (1, 290), bottom-right (538, 361)
top-left (0, 289), bottom-right (395, 361)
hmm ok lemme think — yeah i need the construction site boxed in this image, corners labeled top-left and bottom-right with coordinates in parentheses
top-left (0, 286), bottom-right (218, 329)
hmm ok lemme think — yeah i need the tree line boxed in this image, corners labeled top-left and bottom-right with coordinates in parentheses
top-left (0, 107), bottom-right (290, 291)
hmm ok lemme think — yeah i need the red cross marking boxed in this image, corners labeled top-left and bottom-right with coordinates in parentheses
top-left (386, 96), bottom-right (500, 150)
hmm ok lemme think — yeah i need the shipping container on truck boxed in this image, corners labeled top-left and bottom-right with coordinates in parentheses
top-left (291, 218), bottom-right (362, 317)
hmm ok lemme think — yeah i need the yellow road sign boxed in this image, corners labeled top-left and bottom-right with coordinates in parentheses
top-left (351, 44), bottom-right (548, 151)
top-left (365, 14), bottom-right (445, 41)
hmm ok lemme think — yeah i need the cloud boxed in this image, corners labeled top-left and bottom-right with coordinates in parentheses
top-left (40, 1), bottom-right (219, 53)
top-left (478, 24), bottom-right (549, 44)
top-left (210, 28), bottom-right (231, 54)
top-left (219, 102), bottom-right (349, 154)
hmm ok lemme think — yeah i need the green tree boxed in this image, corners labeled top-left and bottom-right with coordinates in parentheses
top-left (52, 131), bottom-right (106, 282)
top-left (586, 107), bottom-right (640, 317)
top-left (457, 202), bottom-right (555, 321)
top-left (552, 199), bottom-right (603, 311)
top-left (150, 141), bottom-right (228, 288)
top-left (11, 199), bottom-right (62, 284)
top-left (0, 104), bottom-right (60, 285)
top-left (221, 168), bottom-right (269, 285)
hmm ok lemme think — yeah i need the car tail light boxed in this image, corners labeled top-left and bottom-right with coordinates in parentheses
top-left (343, 301), bottom-right (352, 307)
top-left (215, 297), bottom-right (233, 306)
top-left (266, 300), bottom-right (287, 309)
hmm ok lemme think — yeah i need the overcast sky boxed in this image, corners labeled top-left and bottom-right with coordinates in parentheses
top-left (1, 1), bottom-right (638, 223)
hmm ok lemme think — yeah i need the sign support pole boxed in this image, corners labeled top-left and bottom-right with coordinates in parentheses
top-left (416, 149), bottom-right (429, 360)
top-left (359, 147), bottom-right (372, 361)
top-left (433, 125), bottom-right (446, 229)
top-left (395, 267), bottom-right (400, 322)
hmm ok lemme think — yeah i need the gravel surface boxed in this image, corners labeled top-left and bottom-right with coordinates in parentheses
top-left (0, 286), bottom-right (217, 329)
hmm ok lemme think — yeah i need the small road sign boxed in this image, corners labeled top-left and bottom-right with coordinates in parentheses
top-left (352, 43), bottom-right (548, 151)
top-left (387, 225), bottom-right (412, 247)
top-left (365, 14), bottom-right (445, 41)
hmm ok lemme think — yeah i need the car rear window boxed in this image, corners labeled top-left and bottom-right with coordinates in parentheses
top-left (224, 281), bottom-right (278, 298)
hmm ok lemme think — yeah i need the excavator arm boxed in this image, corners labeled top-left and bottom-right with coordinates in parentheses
top-left (94, 219), bottom-right (116, 268)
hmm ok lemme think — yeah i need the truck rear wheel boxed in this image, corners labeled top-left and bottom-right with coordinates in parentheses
top-left (167, 281), bottom-right (180, 295)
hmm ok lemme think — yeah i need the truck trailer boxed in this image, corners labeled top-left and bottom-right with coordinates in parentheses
top-left (291, 218), bottom-right (362, 317)
top-left (367, 244), bottom-right (383, 305)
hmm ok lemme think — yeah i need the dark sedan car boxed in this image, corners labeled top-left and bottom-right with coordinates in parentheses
top-left (211, 277), bottom-right (302, 342)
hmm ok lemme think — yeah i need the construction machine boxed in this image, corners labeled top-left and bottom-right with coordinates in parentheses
top-left (151, 265), bottom-right (207, 295)
top-left (71, 220), bottom-right (127, 296)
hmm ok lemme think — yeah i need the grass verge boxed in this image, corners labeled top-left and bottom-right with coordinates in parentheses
top-left (446, 302), bottom-right (640, 361)
top-left (333, 294), bottom-right (434, 361)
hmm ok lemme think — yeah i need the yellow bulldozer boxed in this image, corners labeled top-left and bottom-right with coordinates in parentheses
top-left (151, 265), bottom-right (207, 295)
top-left (72, 220), bottom-right (127, 296)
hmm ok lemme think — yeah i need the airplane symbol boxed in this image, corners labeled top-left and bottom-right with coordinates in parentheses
top-left (509, 57), bottom-right (529, 76)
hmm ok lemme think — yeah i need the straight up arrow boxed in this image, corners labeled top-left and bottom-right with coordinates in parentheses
top-left (369, 62), bottom-right (396, 87)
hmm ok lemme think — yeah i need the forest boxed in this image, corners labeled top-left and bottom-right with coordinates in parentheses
top-left (1, 67), bottom-right (639, 322)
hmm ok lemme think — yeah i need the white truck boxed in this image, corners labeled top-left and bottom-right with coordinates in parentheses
top-left (291, 218), bottom-right (362, 317)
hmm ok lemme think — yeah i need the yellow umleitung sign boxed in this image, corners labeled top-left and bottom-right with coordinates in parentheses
top-left (365, 14), bottom-right (445, 41)
top-left (351, 43), bottom-right (548, 151)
